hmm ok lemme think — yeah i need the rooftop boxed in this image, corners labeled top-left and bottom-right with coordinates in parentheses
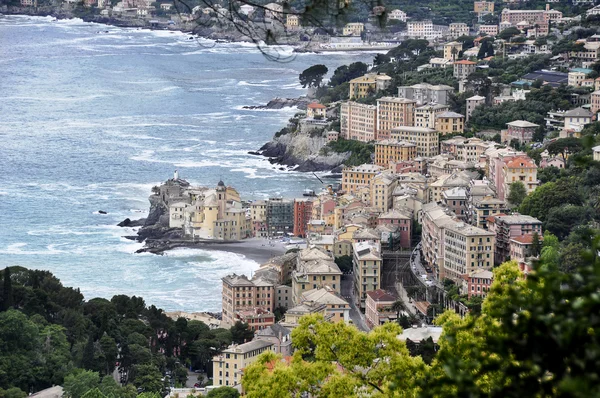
top-left (437, 111), bottom-right (465, 118)
top-left (398, 326), bottom-right (444, 344)
top-left (488, 214), bottom-right (542, 225)
top-left (564, 107), bottom-right (592, 118)
top-left (221, 339), bottom-right (274, 355)
top-left (307, 102), bottom-right (326, 109)
top-left (366, 289), bottom-right (397, 302)
top-left (302, 287), bottom-right (349, 306)
top-left (454, 60), bottom-right (476, 65)
top-left (507, 120), bottom-right (539, 128)
top-left (510, 234), bottom-right (542, 245)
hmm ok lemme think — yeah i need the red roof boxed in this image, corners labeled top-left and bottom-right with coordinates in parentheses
top-left (366, 289), bottom-right (397, 302)
top-left (505, 156), bottom-right (536, 168)
top-left (307, 103), bottom-right (326, 109)
top-left (454, 60), bottom-right (476, 65)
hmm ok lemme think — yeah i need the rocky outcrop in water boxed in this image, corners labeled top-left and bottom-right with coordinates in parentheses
top-left (243, 97), bottom-right (310, 111)
top-left (258, 130), bottom-right (349, 172)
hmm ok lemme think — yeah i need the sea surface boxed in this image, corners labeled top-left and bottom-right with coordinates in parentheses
top-left (0, 15), bottom-right (375, 312)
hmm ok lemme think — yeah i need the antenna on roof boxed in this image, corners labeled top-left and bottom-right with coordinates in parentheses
top-left (313, 172), bottom-right (324, 184)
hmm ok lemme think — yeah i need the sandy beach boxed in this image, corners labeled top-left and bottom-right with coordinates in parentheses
top-left (190, 238), bottom-right (289, 264)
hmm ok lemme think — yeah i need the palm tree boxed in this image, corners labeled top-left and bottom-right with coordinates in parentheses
top-left (391, 298), bottom-right (407, 320)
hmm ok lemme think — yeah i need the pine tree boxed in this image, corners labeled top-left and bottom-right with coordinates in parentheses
top-left (82, 335), bottom-right (96, 371)
top-left (2, 267), bottom-right (13, 311)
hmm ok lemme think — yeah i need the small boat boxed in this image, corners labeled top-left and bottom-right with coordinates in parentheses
top-left (303, 189), bottom-right (316, 197)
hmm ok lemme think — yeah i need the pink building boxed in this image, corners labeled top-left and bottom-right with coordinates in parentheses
top-left (509, 234), bottom-right (541, 264)
top-left (487, 214), bottom-right (542, 265)
top-left (253, 220), bottom-right (268, 238)
top-left (464, 269), bottom-right (493, 299)
top-left (365, 289), bottom-right (398, 329)
top-left (503, 120), bottom-right (539, 144)
top-left (389, 160), bottom-right (420, 174)
top-left (377, 209), bottom-right (412, 248)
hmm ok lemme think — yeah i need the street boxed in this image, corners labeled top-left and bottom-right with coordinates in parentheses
top-left (341, 274), bottom-right (369, 332)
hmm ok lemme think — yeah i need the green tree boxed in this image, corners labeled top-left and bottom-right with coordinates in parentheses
top-left (391, 299), bottom-right (406, 320)
top-left (547, 137), bottom-right (583, 160)
top-left (545, 205), bottom-right (591, 240)
top-left (299, 64), bottom-right (328, 88)
top-left (81, 388), bottom-right (105, 398)
top-left (206, 386), bottom-right (240, 398)
top-left (519, 178), bottom-right (583, 221)
top-left (63, 370), bottom-right (100, 398)
top-left (0, 388), bottom-right (27, 398)
top-left (334, 255), bottom-right (353, 273)
top-left (0, 310), bottom-right (39, 391)
top-left (81, 336), bottom-right (96, 371)
top-left (98, 334), bottom-right (118, 376)
top-left (1, 267), bottom-right (13, 311)
top-left (531, 232), bottom-right (541, 257)
top-left (498, 27), bottom-right (521, 41)
top-left (506, 181), bottom-right (527, 208)
top-left (230, 321), bottom-right (254, 344)
top-left (131, 364), bottom-right (163, 393)
top-left (243, 315), bottom-right (425, 397)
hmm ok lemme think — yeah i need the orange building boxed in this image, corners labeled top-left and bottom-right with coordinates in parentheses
top-left (293, 199), bottom-right (313, 238)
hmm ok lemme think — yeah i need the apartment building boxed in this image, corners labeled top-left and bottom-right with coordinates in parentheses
top-left (478, 25), bottom-right (498, 36)
top-left (465, 269), bottom-right (493, 299)
top-left (449, 23), bottom-right (469, 39)
top-left (501, 156), bottom-right (538, 201)
top-left (343, 22), bottom-right (364, 36)
top-left (453, 60), bottom-right (477, 80)
top-left (391, 126), bottom-right (439, 157)
top-left (286, 14), bottom-right (300, 30)
top-left (436, 112), bottom-right (465, 135)
top-left (441, 137), bottom-right (492, 162)
top-left (291, 247), bottom-right (342, 305)
top-left (466, 95), bottom-right (485, 121)
top-left (349, 73), bottom-right (392, 100)
top-left (487, 214), bottom-right (542, 264)
top-left (221, 274), bottom-right (275, 327)
top-left (444, 41), bottom-right (463, 60)
top-left (407, 20), bottom-right (434, 39)
top-left (266, 198), bottom-right (294, 237)
top-left (300, 287), bottom-right (350, 323)
top-left (365, 289), bottom-right (397, 329)
top-left (376, 97), bottom-right (416, 140)
top-left (421, 203), bottom-right (454, 280)
top-left (388, 9), bottom-right (407, 22)
top-left (474, 1), bottom-right (494, 15)
top-left (503, 120), bottom-right (539, 144)
top-left (293, 199), bottom-right (312, 238)
top-left (353, 241), bottom-right (383, 308)
top-left (378, 209), bottom-right (412, 248)
top-left (374, 139), bottom-right (417, 167)
top-left (212, 340), bottom-right (275, 387)
top-left (340, 101), bottom-right (377, 142)
top-left (414, 103), bottom-right (449, 128)
top-left (370, 172), bottom-right (398, 212)
top-left (398, 83), bottom-right (453, 106)
top-left (464, 180), bottom-right (506, 229)
top-left (342, 164), bottom-right (384, 194)
top-left (591, 90), bottom-right (600, 115)
top-left (443, 221), bottom-right (495, 284)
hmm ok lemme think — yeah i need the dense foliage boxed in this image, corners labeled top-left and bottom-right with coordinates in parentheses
top-left (0, 267), bottom-right (249, 396)
top-left (321, 138), bottom-right (374, 166)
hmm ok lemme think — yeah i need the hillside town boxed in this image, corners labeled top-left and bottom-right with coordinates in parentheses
top-left (2, 0), bottom-right (600, 397)
top-left (134, 1), bottom-right (600, 393)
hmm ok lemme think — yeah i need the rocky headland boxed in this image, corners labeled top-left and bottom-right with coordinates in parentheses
top-left (257, 129), bottom-right (349, 173)
top-left (243, 96), bottom-right (311, 110)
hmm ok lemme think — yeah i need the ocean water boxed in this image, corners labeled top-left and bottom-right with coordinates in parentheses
top-left (0, 15), bottom-right (375, 312)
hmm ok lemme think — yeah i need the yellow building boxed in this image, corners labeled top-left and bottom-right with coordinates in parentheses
top-left (443, 222), bottom-right (495, 283)
top-left (374, 139), bottom-right (417, 167)
top-left (370, 172), bottom-right (398, 212)
top-left (341, 164), bottom-right (384, 195)
top-left (391, 126), bottom-right (439, 157)
top-left (349, 73), bottom-right (392, 100)
top-left (443, 41), bottom-right (463, 61)
top-left (184, 181), bottom-right (250, 240)
top-left (435, 111), bottom-right (465, 135)
top-left (342, 22), bottom-right (364, 36)
top-left (474, 1), bottom-right (494, 14)
top-left (291, 247), bottom-right (343, 305)
top-left (502, 156), bottom-right (538, 199)
top-left (300, 287), bottom-right (350, 323)
top-left (285, 14), bottom-right (300, 30)
top-left (212, 340), bottom-right (275, 387)
top-left (353, 241), bottom-right (382, 308)
top-left (376, 97), bottom-right (416, 140)
top-left (250, 200), bottom-right (267, 222)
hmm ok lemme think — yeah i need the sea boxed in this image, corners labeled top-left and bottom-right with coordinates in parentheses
top-left (0, 15), bottom-right (375, 312)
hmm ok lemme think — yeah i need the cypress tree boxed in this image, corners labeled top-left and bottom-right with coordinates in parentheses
top-left (82, 335), bottom-right (96, 371)
top-left (1, 267), bottom-right (13, 311)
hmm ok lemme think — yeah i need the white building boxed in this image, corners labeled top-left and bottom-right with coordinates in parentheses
top-left (388, 9), bottom-right (407, 22)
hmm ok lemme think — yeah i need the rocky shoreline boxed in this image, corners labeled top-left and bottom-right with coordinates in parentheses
top-left (243, 96), bottom-right (310, 111)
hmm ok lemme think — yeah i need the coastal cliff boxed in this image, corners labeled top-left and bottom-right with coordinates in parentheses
top-left (258, 129), bottom-right (350, 172)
